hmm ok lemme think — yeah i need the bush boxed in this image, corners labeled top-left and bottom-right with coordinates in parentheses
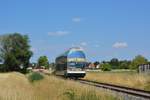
top-left (130, 55), bottom-right (148, 69)
top-left (120, 62), bottom-right (129, 69)
top-left (0, 64), bottom-right (5, 72)
top-left (28, 72), bottom-right (44, 82)
top-left (101, 63), bottom-right (111, 71)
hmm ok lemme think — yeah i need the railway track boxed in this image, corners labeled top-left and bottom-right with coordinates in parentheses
top-left (77, 79), bottom-right (150, 99)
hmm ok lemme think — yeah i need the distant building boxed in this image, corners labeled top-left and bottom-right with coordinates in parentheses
top-left (138, 64), bottom-right (150, 73)
top-left (88, 63), bottom-right (95, 69)
top-left (96, 64), bottom-right (100, 69)
top-left (87, 62), bottom-right (100, 69)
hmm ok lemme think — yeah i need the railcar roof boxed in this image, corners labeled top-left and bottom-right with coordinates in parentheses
top-left (56, 47), bottom-right (84, 58)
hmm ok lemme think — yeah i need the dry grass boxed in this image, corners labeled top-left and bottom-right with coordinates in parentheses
top-left (0, 72), bottom-right (34, 100)
top-left (0, 72), bottom-right (120, 100)
top-left (84, 71), bottom-right (150, 91)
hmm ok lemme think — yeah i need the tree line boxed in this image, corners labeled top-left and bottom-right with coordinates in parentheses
top-left (91, 55), bottom-right (149, 71)
top-left (0, 33), bottom-right (149, 73)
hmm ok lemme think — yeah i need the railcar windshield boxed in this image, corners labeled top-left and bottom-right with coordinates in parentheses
top-left (68, 62), bottom-right (86, 68)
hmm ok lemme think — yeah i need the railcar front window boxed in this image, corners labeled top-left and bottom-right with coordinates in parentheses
top-left (68, 62), bottom-right (85, 68)
top-left (69, 62), bottom-right (76, 66)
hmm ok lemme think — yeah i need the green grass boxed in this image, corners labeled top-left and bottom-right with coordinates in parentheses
top-left (28, 72), bottom-right (44, 82)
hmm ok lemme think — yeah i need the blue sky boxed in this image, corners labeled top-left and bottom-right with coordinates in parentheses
top-left (0, 0), bottom-right (150, 62)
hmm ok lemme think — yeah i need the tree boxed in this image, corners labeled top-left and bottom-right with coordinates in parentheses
top-left (119, 60), bottom-right (130, 69)
top-left (101, 63), bottom-right (111, 71)
top-left (0, 33), bottom-right (33, 73)
top-left (130, 55), bottom-right (148, 69)
top-left (38, 56), bottom-right (49, 69)
top-left (110, 58), bottom-right (119, 69)
top-left (0, 58), bottom-right (2, 63)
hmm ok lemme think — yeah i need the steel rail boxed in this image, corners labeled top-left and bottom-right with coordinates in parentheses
top-left (77, 79), bottom-right (150, 99)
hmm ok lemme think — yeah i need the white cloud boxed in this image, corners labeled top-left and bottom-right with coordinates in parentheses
top-left (80, 42), bottom-right (87, 46)
top-left (72, 17), bottom-right (81, 22)
top-left (48, 31), bottom-right (70, 36)
top-left (113, 42), bottom-right (128, 48)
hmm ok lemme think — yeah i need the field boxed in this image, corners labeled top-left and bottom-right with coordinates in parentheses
top-left (0, 72), bottom-right (121, 100)
top-left (84, 71), bottom-right (150, 91)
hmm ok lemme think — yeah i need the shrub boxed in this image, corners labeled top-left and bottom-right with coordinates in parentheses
top-left (28, 72), bottom-right (44, 82)
top-left (130, 55), bottom-right (148, 69)
top-left (101, 63), bottom-right (111, 71)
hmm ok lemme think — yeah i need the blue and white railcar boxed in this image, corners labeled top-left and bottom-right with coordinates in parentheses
top-left (55, 47), bottom-right (86, 78)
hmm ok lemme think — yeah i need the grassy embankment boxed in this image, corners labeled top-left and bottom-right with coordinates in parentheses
top-left (84, 71), bottom-right (150, 91)
top-left (0, 72), bottom-right (121, 100)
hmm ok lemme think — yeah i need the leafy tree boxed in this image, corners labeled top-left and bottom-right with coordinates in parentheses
top-left (101, 63), bottom-right (111, 71)
top-left (0, 33), bottom-right (33, 73)
top-left (119, 60), bottom-right (130, 69)
top-left (110, 58), bottom-right (119, 69)
top-left (38, 56), bottom-right (49, 69)
top-left (0, 64), bottom-right (4, 71)
top-left (130, 55), bottom-right (148, 69)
